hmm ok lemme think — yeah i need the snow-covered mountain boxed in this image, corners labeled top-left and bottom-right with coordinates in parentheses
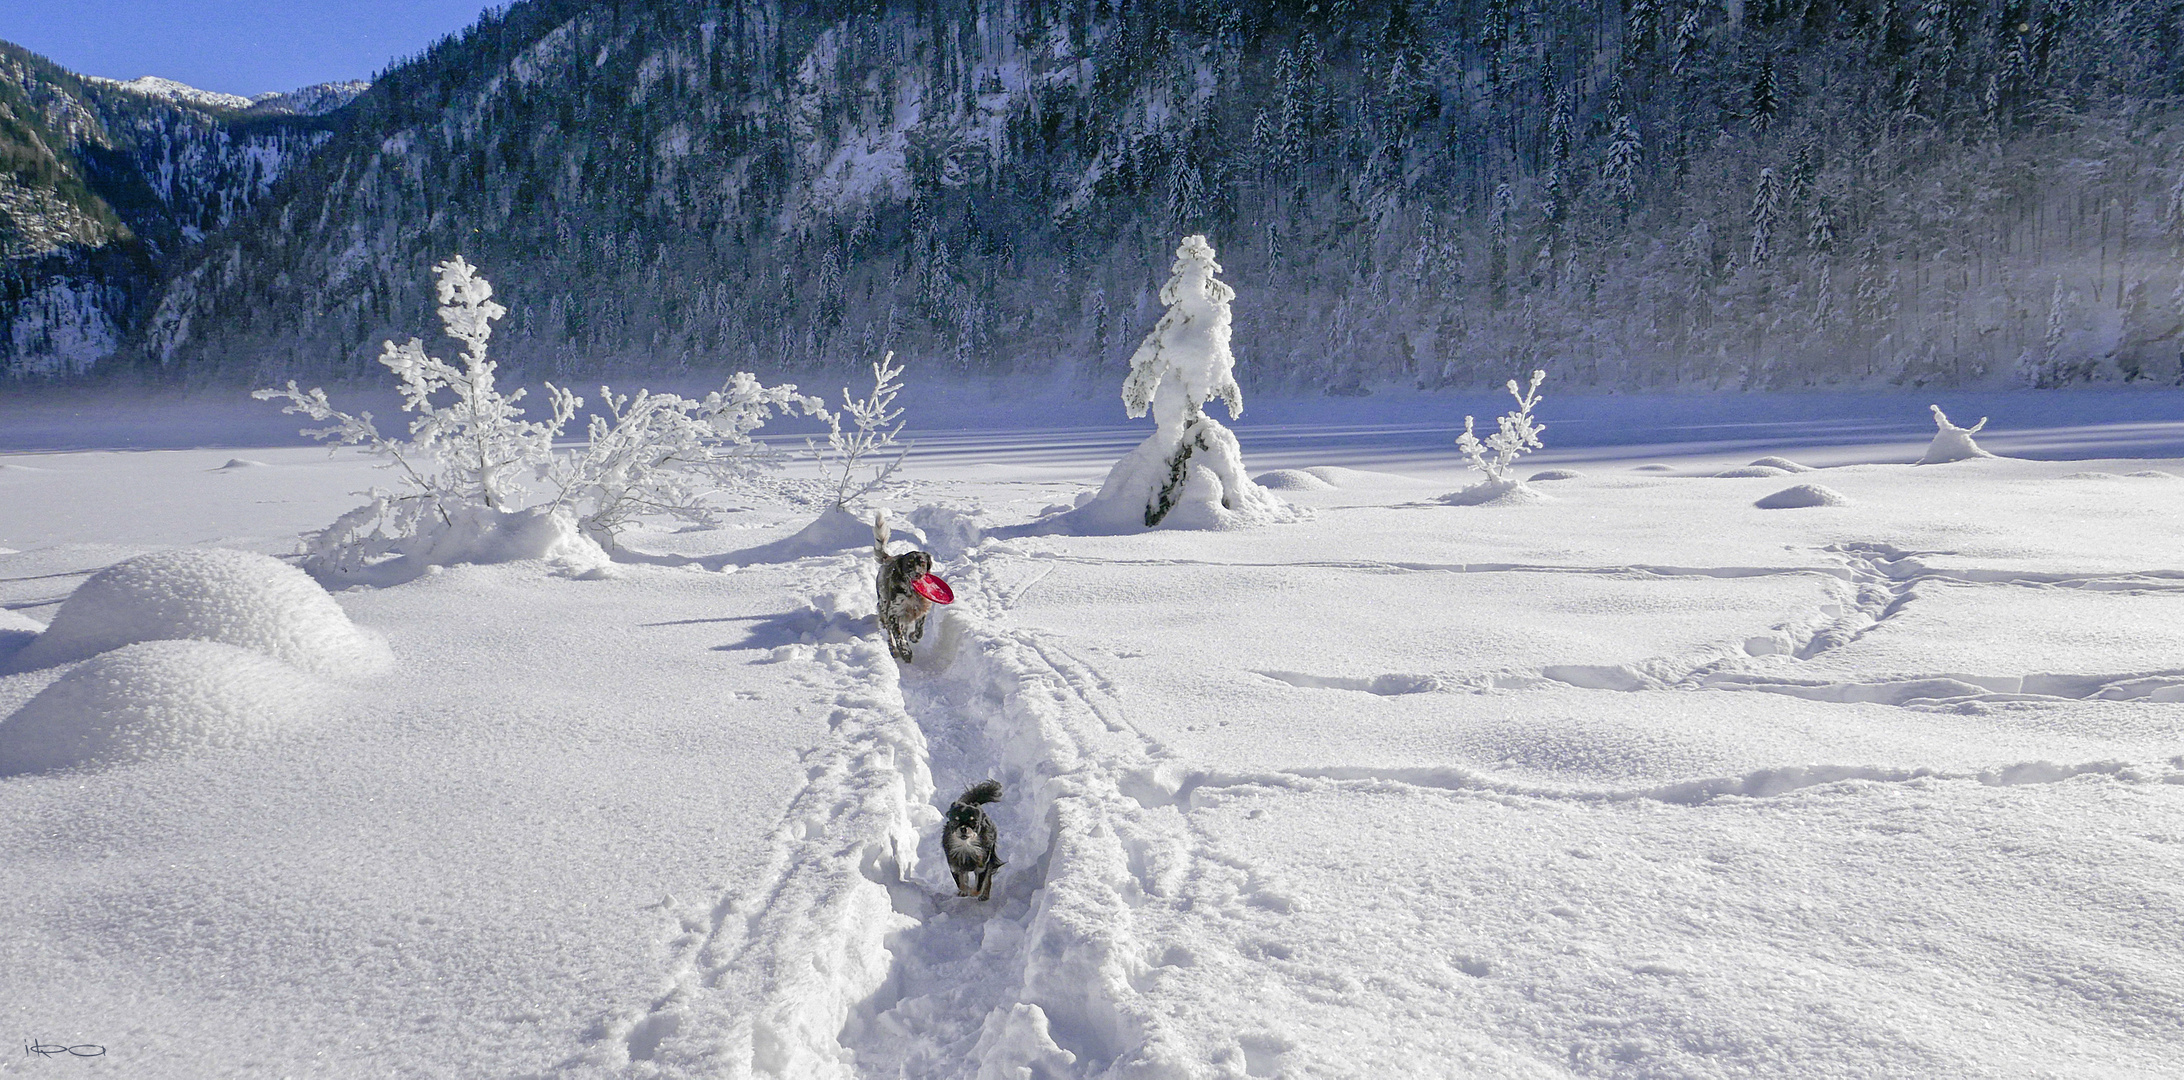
top-left (0, 45), bottom-right (367, 376)
top-left (244, 80), bottom-right (372, 117)
top-left (126, 0), bottom-right (2184, 394)
top-left (84, 74), bottom-right (257, 111)
top-left (13, 0), bottom-right (2184, 392)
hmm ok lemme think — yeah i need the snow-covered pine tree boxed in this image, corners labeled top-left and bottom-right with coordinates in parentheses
top-left (1078, 235), bottom-right (1290, 530)
top-left (1751, 167), bottom-right (1783, 264)
top-left (1604, 114), bottom-right (1642, 212)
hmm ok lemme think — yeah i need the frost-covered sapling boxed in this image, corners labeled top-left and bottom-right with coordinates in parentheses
top-left (808, 350), bottom-right (911, 510)
top-left (1445, 369), bottom-right (1548, 504)
top-left (257, 256), bottom-right (820, 576)
top-left (546, 373), bottom-right (827, 550)
top-left (1917, 404), bottom-right (1995, 464)
top-left (1077, 235), bottom-right (1291, 530)
top-left (769, 351), bottom-right (917, 552)
top-left (255, 256), bottom-right (585, 574)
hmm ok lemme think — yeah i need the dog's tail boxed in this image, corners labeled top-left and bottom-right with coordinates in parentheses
top-left (952, 779), bottom-right (1003, 808)
top-left (873, 510), bottom-right (890, 562)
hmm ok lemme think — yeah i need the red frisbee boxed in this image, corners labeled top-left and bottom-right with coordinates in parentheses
top-left (910, 573), bottom-right (954, 604)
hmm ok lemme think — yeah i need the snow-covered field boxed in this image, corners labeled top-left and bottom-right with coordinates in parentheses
top-left (3, 389), bottom-right (2182, 1078)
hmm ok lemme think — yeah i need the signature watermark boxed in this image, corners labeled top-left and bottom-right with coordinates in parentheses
top-left (23, 1039), bottom-right (105, 1059)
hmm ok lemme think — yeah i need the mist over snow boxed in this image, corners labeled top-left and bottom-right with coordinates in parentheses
top-left (2, 386), bottom-right (2182, 1077)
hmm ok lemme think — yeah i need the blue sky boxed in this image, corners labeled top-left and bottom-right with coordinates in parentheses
top-left (0, 0), bottom-right (500, 97)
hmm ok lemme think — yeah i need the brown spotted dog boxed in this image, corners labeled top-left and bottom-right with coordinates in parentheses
top-left (874, 511), bottom-right (934, 663)
top-left (943, 780), bottom-right (1005, 900)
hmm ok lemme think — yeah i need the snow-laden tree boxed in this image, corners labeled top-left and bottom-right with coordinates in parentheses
top-left (1078, 235), bottom-right (1290, 530)
top-left (1917, 404), bottom-right (1995, 464)
top-left (1603, 114), bottom-right (1642, 213)
top-left (807, 350), bottom-right (911, 511)
top-left (257, 257), bottom-right (822, 578)
top-left (1443, 369), bottom-right (1550, 505)
top-left (1751, 168), bottom-right (1783, 264)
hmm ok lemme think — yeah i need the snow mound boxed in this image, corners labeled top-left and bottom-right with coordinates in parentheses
top-left (1304, 466), bottom-right (1403, 486)
top-left (392, 505), bottom-right (609, 576)
top-left (906, 504), bottom-right (982, 560)
top-left (1632, 463), bottom-right (1676, 472)
top-left (1715, 466), bottom-right (1791, 478)
top-left (0, 640), bottom-right (325, 775)
top-left (1253, 469), bottom-right (1336, 491)
top-left (1528, 468), bottom-right (1583, 482)
top-left (0, 609), bottom-right (42, 669)
top-left (727, 505), bottom-right (890, 564)
top-left (1754, 484), bottom-right (1850, 509)
top-left (1748, 456), bottom-right (1813, 472)
top-left (0, 463), bottom-right (44, 472)
top-left (2127, 470), bottom-right (2179, 479)
top-left (213, 458), bottom-right (270, 470)
top-left (1441, 480), bottom-right (1548, 506)
top-left (2060, 471), bottom-right (2122, 480)
top-left (1919, 405), bottom-right (1995, 464)
top-left (1067, 429), bottom-right (1298, 534)
top-left (9, 548), bottom-right (391, 679)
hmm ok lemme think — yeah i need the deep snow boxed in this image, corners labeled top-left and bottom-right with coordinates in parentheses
top-left (1, 389), bottom-right (2181, 1077)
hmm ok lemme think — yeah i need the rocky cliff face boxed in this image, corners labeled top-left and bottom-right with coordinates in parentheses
top-left (0, 44), bottom-right (356, 376)
top-left (32, 0), bottom-right (2184, 390)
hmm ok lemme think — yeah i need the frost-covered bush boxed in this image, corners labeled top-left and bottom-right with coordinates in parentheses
top-left (1444, 370), bottom-right (1549, 504)
top-left (806, 351), bottom-right (911, 510)
top-left (257, 257), bottom-right (821, 574)
top-left (549, 372), bottom-right (827, 548)
top-left (1075, 235), bottom-right (1291, 531)
top-left (1917, 404), bottom-right (1995, 464)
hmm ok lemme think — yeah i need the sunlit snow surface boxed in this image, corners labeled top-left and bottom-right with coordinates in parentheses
top-left (2, 388), bottom-right (2181, 1077)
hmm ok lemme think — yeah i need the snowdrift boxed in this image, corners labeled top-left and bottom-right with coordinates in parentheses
top-left (1252, 469), bottom-right (1336, 491)
top-left (0, 640), bottom-right (326, 775)
top-left (1755, 483), bottom-right (1851, 509)
top-left (726, 505), bottom-right (899, 566)
top-left (1441, 479), bottom-right (1549, 506)
top-left (9, 548), bottom-right (391, 679)
top-left (0, 609), bottom-right (41, 669)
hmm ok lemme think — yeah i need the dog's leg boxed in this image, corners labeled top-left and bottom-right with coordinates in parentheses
top-left (978, 863), bottom-right (994, 901)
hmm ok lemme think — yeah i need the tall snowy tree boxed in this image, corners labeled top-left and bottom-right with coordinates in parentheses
top-left (1751, 168), bottom-right (1784, 264)
top-left (1080, 235), bottom-right (1289, 530)
top-left (1604, 114), bottom-right (1643, 212)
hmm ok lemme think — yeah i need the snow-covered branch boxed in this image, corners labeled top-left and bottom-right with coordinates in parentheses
top-left (807, 350), bottom-right (911, 510)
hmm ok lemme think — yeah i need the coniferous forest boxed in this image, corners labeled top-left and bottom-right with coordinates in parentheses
top-left (8, 0), bottom-right (2184, 392)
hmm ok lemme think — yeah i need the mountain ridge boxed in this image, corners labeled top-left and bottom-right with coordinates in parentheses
top-left (15, 0), bottom-right (2184, 392)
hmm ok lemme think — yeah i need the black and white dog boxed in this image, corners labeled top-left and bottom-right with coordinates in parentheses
top-left (873, 511), bottom-right (934, 663)
top-left (943, 780), bottom-right (1005, 900)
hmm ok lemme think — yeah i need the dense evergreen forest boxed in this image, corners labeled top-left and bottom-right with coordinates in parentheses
top-left (21, 0), bottom-right (2184, 392)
